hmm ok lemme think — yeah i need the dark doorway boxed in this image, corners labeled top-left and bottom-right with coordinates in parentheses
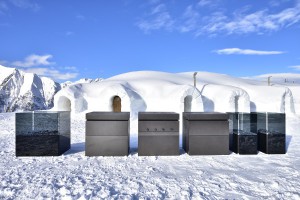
top-left (113, 96), bottom-right (121, 112)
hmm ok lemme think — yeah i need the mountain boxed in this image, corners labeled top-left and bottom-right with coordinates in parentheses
top-left (61, 78), bottom-right (103, 88)
top-left (0, 65), bottom-right (61, 112)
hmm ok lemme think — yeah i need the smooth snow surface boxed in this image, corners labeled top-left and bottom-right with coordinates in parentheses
top-left (0, 113), bottom-right (300, 199)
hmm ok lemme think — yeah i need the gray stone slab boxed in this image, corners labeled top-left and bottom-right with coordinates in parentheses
top-left (188, 121), bottom-right (229, 136)
top-left (138, 135), bottom-right (179, 156)
top-left (138, 112), bottom-right (179, 121)
top-left (138, 121), bottom-right (179, 132)
top-left (183, 112), bottom-right (228, 121)
top-left (86, 121), bottom-right (129, 136)
top-left (188, 135), bottom-right (229, 155)
top-left (85, 136), bottom-right (129, 156)
top-left (86, 112), bottom-right (130, 121)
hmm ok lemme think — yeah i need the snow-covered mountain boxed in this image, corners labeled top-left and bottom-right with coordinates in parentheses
top-left (0, 65), bottom-right (61, 112)
top-left (61, 78), bottom-right (103, 88)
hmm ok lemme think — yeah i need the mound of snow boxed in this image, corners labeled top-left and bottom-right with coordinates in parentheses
top-left (53, 70), bottom-right (300, 147)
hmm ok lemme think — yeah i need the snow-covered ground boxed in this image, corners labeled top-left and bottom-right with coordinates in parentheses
top-left (1, 112), bottom-right (300, 199)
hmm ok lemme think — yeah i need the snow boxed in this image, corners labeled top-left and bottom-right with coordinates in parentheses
top-left (1, 70), bottom-right (300, 198)
top-left (0, 112), bottom-right (300, 199)
top-left (53, 71), bottom-right (300, 147)
top-left (0, 65), bottom-right (15, 84)
top-left (0, 65), bottom-right (61, 112)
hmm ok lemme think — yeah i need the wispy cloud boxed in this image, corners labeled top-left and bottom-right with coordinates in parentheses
top-left (179, 5), bottom-right (200, 33)
top-left (9, 0), bottom-right (40, 11)
top-left (2, 54), bottom-right (78, 81)
top-left (214, 48), bottom-right (285, 55)
top-left (198, 0), bottom-right (211, 7)
top-left (64, 66), bottom-right (78, 71)
top-left (136, 3), bottom-right (174, 33)
top-left (289, 65), bottom-right (300, 70)
top-left (76, 14), bottom-right (85, 21)
top-left (0, 1), bottom-right (8, 14)
top-left (0, 0), bottom-right (40, 14)
top-left (23, 68), bottom-right (78, 80)
top-left (12, 54), bottom-right (54, 67)
top-left (65, 31), bottom-right (74, 36)
top-left (136, 1), bottom-right (300, 36)
top-left (197, 0), bottom-right (220, 8)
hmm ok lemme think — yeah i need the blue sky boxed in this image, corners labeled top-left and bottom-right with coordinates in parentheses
top-left (0, 0), bottom-right (300, 82)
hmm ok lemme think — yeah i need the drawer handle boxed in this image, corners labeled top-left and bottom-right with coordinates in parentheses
top-left (146, 128), bottom-right (149, 132)
top-left (162, 128), bottom-right (165, 131)
top-left (154, 128), bottom-right (157, 131)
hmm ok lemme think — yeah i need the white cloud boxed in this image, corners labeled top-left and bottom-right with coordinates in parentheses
top-left (65, 31), bottom-right (74, 36)
top-left (76, 14), bottom-right (85, 20)
top-left (0, 1), bottom-right (8, 14)
top-left (214, 48), bottom-right (285, 55)
top-left (289, 65), bottom-right (300, 70)
top-left (2, 54), bottom-right (78, 81)
top-left (64, 66), bottom-right (78, 71)
top-left (197, 0), bottom-right (218, 7)
top-left (9, 0), bottom-right (40, 11)
top-left (136, 3), bottom-right (174, 33)
top-left (137, 1), bottom-right (300, 36)
top-left (23, 68), bottom-right (78, 81)
top-left (180, 5), bottom-right (200, 33)
top-left (12, 54), bottom-right (54, 67)
top-left (200, 3), bottom-right (300, 35)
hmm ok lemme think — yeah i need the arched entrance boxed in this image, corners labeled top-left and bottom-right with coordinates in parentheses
top-left (184, 95), bottom-right (193, 112)
top-left (57, 96), bottom-right (71, 111)
top-left (113, 96), bottom-right (121, 112)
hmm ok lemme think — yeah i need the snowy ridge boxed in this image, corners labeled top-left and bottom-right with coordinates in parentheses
top-left (0, 65), bottom-right (61, 112)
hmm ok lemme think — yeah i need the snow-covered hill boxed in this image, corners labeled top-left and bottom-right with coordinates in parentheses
top-left (0, 65), bottom-right (61, 112)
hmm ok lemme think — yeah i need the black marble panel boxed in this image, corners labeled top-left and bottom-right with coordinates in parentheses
top-left (15, 111), bottom-right (71, 156)
top-left (232, 131), bottom-right (257, 154)
top-left (258, 129), bottom-right (286, 154)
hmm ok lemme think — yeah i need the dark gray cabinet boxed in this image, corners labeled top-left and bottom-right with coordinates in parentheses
top-left (15, 111), bottom-right (70, 156)
top-left (138, 112), bottom-right (179, 156)
top-left (183, 112), bottom-right (229, 155)
top-left (85, 112), bottom-right (130, 156)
